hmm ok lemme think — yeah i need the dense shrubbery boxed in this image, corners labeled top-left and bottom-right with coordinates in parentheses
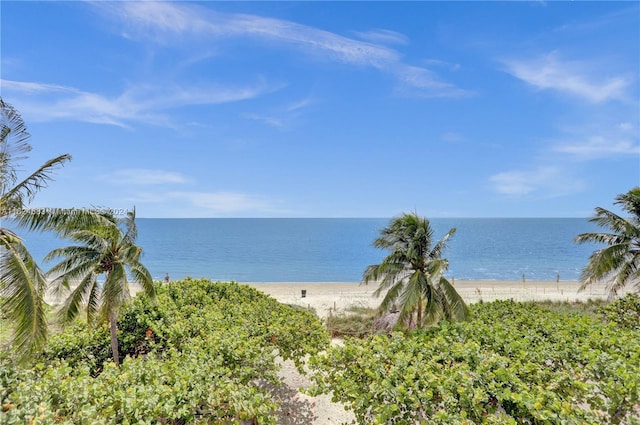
top-left (599, 293), bottom-right (640, 331)
top-left (309, 300), bottom-right (640, 424)
top-left (1, 279), bottom-right (330, 424)
top-left (3, 282), bottom-right (640, 424)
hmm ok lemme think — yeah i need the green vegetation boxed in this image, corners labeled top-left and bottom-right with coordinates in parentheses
top-left (363, 212), bottom-right (470, 328)
top-left (1, 279), bottom-right (330, 424)
top-left (326, 305), bottom-right (379, 338)
top-left (0, 98), bottom-right (72, 362)
top-left (530, 298), bottom-right (606, 316)
top-left (575, 186), bottom-right (640, 297)
top-left (309, 300), bottom-right (640, 424)
top-left (598, 293), bottom-right (640, 331)
top-left (42, 208), bottom-right (155, 365)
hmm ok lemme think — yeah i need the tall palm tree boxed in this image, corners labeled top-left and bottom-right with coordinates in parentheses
top-left (0, 98), bottom-right (71, 361)
top-left (575, 187), bottom-right (640, 297)
top-left (362, 213), bottom-right (470, 328)
top-left (44, 208), bottom-right (155, 364)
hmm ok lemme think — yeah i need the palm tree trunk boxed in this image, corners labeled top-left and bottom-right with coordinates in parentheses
top-left (109, 311), bottom-right (120, 365)
top-left (417, 297), bottom-right (423, 328)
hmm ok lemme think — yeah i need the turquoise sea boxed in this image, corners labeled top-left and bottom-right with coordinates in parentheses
top-left (13, 218), bottom-right (601, 283)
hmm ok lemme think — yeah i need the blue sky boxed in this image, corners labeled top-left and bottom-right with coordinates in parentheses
top-left (1, 1), bottom-right (638, 218)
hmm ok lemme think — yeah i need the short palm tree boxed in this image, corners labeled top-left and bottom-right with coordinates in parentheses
top-left (0, 98), bottom-right (71, 361)
top-left (362, 213), bottom-right (469, 328)
top-left (44, 208), bottom-right (155, 364)
top-left (575, 187), bottom-right (640, 297)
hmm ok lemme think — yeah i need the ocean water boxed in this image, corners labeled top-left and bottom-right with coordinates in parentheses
top-left (10, 218), bottom-right (602, 283)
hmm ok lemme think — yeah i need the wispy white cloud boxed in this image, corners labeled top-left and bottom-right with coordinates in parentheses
top-left (101, 1), bottom-right (400, 66)
top-left (169, 191), bottom-right (271, 214)
top-left (98, 2), bottom-right (467, 98)
top-left (242, 96), bottom-right (315, 129)
top-left (489, 166), bottom-right (584, 197)
top-left (100, 169), bottom-right (191, 185)
top-left (353, 29), bottom-right (409, 45)
top-left (423, 59), bottom-right (461, 72)
top-left (1, 79), bottom-right (74, 94)
top-left (1, 78), bottom-right (280, 127)
top-left (554, 135), bottom-right (639, 158)
top-left (551, 120), bottom-right (639, 160)
top-left (127, 190), bottom-right (276, 215)
top-left (503, 52), bottom-right (631, 103)
top-left (393, 65), bottom-right (471, 98)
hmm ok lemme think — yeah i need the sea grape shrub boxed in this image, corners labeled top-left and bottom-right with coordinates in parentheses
top-left (43, 279), bottom-right (329, 368)
top-left (309, 300), bottom-right (640, 424)
top-left (41, 323), bottom-right (112, 375)
top-left (1, 351), bottom-right (278, 424)
top-left (598, 293), bottom-right (640, 331)
top-left (2, 279), bottom-right (330, 424)
top-left (135, 278), bottom-right (331, 365)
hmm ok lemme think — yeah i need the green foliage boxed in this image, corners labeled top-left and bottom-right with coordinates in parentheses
top-left (309, 300), bottom-right (640, 424)
top-left (0, 98), bottom-right (72, 362)
top-left (43, 208), bottom-right (155, 364)
top-left (599, 293), bottom-right (640, 331)
top-left (326, 306), bottom-right (379, 338)
top-left (41, 322), bottom-right (112, 375)
top-left (363, 212), bottom-right (470, 328)
top-left (575, 186), bottom-right (640, 296)
top-left (1, 279), bottom-right (330, 424)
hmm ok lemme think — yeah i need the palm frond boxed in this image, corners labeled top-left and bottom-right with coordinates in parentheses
top-left (378, 278), bottom-right (407, 314)
top-left (12, 207), bottom-right (113, 236)
top-left (101, 264), bottom-right (129, 321)
top-left (615, 186), bottom-right (640, 219)
top-left (56, 273), bottom-right (98, 325)
top-left (0, 98), bottom-right (32, 192)
top-left (45, 245), bottom-right (100, 264)
top-left (438, 276), bottom-right (471, 322)
top-left (429, 228), bottom-right (456, 260)
top-left (422, 284), bottom-right (442, 326)
top-left (47, 254), bottom-right (101, 296)
top-left (579, 243), bottom-right (634, 290)
top-left (1, 155), bottom-right (71, 210)
top-left (121, 208), bottom-right (138, 243)
top-left (396, 272), bottom-right (423, 326)
top-left (577, 187), bottom-right (640, 297)
top-left (575, 232), bottom-right (628, 246)
top-left (373, 268), bottom-right (410, 298)
top-left (586, 208), bottom-right (631, 235)
top-left (0, 234), bottom-right (48, 361)
top-left (128, 260), bottom-right (155, 300)
top-left (606, 254), bottom-right (639, 296)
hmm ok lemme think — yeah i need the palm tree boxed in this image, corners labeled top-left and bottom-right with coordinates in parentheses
top-left (0, 98), bottom-right (71, 361)
top-left (44, 208), bottom-right (155, 364)
top-left (362, 213), bottom-right (470, 328)
top-left (575, 187), bottom-right (640, 298)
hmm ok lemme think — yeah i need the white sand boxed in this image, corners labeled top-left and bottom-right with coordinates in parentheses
top-left (243, 279), bottom-right (616, 319)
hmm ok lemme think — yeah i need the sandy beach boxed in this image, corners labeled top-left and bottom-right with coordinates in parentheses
top-left (243, 279), bottom-right (616, 318)
top-left (47, 279), bottom-right (617, 316)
